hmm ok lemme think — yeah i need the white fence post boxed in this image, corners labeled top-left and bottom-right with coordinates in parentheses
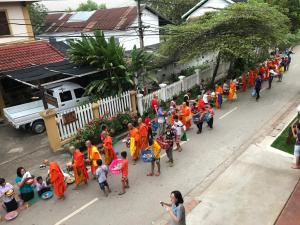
top-left (137, 93), bottom-right (144, 116)
top-left (179, 75), bottom-right (185, 92)
top-left (195, 69), bottom-right (200, 85)
top-left (159, 83), bottom-right (167, 102)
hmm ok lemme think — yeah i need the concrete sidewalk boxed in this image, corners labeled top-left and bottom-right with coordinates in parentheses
top-left (185, 111), bottom-right (300, 225)
top-left (186, 144), bottom-right (299, 225)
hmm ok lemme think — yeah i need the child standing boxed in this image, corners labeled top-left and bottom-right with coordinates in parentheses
top-left (119, 151), bottom-right (129, 195)
top-left (172, 115), bottom-right (185, 152)
top-left (36, 176), bottom-right (51, 197)
top-left (95, 159), bottom-right (111, 197)
top-left (147, 140), bottom-right (161, 176)
top-left (165, 125), bottom-right (176, 167)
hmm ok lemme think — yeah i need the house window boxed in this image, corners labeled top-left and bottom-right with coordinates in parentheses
top-left (74, 88), bottom-right (85, 99)
top-left (0, 11), bottom-right (11, 36)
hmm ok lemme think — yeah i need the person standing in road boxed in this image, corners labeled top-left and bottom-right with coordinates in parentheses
top-left (291, 123), bottom-right (300, 169)
top-left (172, 115), bottom-right (185, 152)
top-left (255, 75), bottom-right (262, 101)
top-left (157, 104), bottom-right (166, 136)
top-left (160, 190), bottom-right (186, 225)
top-left (164, 125), bottom-right (176, 167)
top-left (267, 66), bottom-right (277, 89)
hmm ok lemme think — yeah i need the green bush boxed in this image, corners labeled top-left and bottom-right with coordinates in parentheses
top-left (70, 112), bottom-right (137, 148)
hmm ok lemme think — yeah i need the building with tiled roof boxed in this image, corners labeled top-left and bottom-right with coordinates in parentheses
top-left (0, 41), bottom-right (65, 71)
top-left (40, 5), bottom-right (172, 51)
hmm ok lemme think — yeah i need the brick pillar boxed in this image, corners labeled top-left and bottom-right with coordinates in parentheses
top-left (40, 109), bottom-right (61, 152)
top-left (129, 90), bottom-right (137, 114)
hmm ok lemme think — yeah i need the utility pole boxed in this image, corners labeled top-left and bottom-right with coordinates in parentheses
top-left (137, 0), bottom-right (144, 49)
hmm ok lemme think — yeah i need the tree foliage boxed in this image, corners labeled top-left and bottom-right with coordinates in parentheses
top-left (28, 3), bottom-right (48, 35)
top-left (76, 0), bottom-right (106, 11)
top-left (260, 0), bottom-right (300, 32)
top-left (67, 30), bottom-right (134, 97)
top-left (159, 1), bottom-right (289, 83)
top-left (128, 45), bottom-right (158, 91)
top-left (144, 0), bottom-right (199, 23)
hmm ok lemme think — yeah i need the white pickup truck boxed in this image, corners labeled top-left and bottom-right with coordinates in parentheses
top-left (3, 82), bottom-right (89, 134)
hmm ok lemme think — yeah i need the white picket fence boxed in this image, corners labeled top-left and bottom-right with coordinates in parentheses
top-left (56, 103), bottom-right (94, 140)
top-left (98, 91), bottom-right (132, 117)
top-left (138, 72), bottom-right (201, 115)
top-left (56, 91), bottom-right (132, 141)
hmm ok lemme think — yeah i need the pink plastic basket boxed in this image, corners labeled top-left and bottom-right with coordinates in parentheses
top-left (109, 159), bottom-right (123, 175)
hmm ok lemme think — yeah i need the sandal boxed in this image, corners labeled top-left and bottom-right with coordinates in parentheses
top-left (155, 172), bottom-right (160, 176)
top-left (147, 173), bottom-right (154, 176)
top-left (118, 192), bottom-right (125, 195)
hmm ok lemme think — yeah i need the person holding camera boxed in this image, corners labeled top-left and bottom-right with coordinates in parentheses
top-left (160, 190), bottom-right (186, 225)
top-left (291, 123), bottom-right (300, 169)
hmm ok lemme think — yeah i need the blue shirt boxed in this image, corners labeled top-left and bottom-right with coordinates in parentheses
top-left (255, 77), bottom-right (262, 89)
top-left (15, 176), bottom-right (34, 194)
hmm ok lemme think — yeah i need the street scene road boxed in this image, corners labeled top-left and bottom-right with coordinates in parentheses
top-left (1, 46), bottom-right (299, 225)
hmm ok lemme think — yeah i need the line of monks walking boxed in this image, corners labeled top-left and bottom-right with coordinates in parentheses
top-left (0, 50), bottom-right (292, 220)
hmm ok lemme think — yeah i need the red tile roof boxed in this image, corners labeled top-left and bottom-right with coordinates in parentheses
top-left (0, 41), bottom-right (65, 71)
top-left (44, 6), bottom-right (138, 33)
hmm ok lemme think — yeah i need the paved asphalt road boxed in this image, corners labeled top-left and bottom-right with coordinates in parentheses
top-left (3, 47), bottom-right (300, 225)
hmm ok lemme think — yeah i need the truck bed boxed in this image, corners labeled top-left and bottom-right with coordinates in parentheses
top-left (3, 101), bottom-right (55, 128)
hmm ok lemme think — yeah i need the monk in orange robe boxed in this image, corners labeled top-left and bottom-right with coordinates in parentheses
top-left (181, 102), bottom-right (191, 129)
top-left (102, 132), bottom-right (117, 165)
top-left (69, 146), bottom-right (89, 189)
top-left (248, 69), bottom-right (255, 87)
top-left (47, 160), bottom-right (66, 199)
top-left (138, 118), bottom-right (148, 150)
top-left (228, 80), bottom-right (236, 102)
top-left (128, 123), bottom-right (141, 164)
top-left (86, 140), bottom-right (101, 176)
top-left (215, 83), bottom-right (223, 108)
top-left (241, 74), bottom-right (247, 92)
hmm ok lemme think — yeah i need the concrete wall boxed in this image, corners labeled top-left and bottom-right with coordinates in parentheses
top-left (187, 0), bottom-right (231, 20)
top-left (0, 2), bottom-right (33, 45)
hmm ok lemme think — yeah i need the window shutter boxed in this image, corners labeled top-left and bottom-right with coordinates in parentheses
top-left (0, 11), bottom-right (11, 36)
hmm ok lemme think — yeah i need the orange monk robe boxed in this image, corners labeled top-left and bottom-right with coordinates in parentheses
top-left (248, 70), bottom-right (255, 87)
top-left (139, 122), bottom-right (148, 150)
top-left (73, 150), bottom-right (89, 185)
top-left (215, 85), bottom-right (223, 108)
top-left (129, 128), bottom-right (141, 160)
top-left (228, 81), bottom-right (236, 101)
top-left (181, 106), bottom-right (191, 129)
top-left (87, 145), bottom-right (101, 175)
top-left (241, 74), bottom-right (247, 92)
top-left (49, 162), bottom-right (66, 198)
top-left (103, 136), bottom-right (117, 165)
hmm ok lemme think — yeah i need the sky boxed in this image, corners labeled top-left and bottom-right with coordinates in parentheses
top-left (40, 0), bottom-right (137, 11)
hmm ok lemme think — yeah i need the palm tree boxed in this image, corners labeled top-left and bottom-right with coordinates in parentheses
top-left (67, 30), bottom-right (134, 97)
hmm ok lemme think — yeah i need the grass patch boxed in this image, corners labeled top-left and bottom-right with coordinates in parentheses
top-left (271, 117), bottom-right (298, 154)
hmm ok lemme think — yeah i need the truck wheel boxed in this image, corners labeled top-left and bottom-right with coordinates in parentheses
top-left (32, 121), bottom-right (46, 134)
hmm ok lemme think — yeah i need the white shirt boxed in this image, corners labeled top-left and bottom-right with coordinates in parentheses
top-left (172, 120), bottom-right (185, 136)
top-left (36, 181), bottom-right (48, 192)
top-left (203, 94), bottom-right (209, 104)
top-left (95, 165), bottom-right (108, 183)
top-left (0, 183), bottom-right (14, 203)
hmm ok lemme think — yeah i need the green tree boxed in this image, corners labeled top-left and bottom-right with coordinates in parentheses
top-left (144, 0), bottom-right (198, 23)
top-left (128, 45), bottom-right (158, 91)
top-left (160, 1), bottom-right (289, 86)
top-left (76, 0), bottom-right (106, 11)
top-left (28, 3), bottom-right (48, 35)
top-left (262, 0), bottom-right (300, 32)
top-left (67, 30), bottom-right (134, 97)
